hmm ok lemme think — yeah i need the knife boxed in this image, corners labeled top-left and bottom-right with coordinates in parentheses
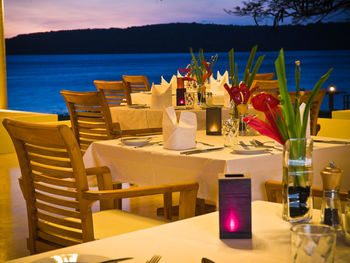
top-left (100, 257), bottom-right (133, 263)
top-left (314, 139), bottom-right (350, 145)
top-left (180, 147), bottom-right (224, 155)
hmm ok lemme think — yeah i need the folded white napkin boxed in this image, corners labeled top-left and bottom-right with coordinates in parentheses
top-left (210, 71), bottom-right (229, 94)
top-left (177, 71), bottom-right (183, 78)
top-left (161, 75), bottom-right (177, 93)
top-left (150, 83), bottom-right (172, 109)
top-left (162, 107), bottom-right (197, 150)
top-left (299, 103), bottom-right (311, 138)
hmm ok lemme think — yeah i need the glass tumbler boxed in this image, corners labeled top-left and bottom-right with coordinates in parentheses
top-left (222, 118), bottom-right (239, 147)
top-left (290, 224), bottom-right (336, 263)
top-left (184, 92), bottom-right (195, 109)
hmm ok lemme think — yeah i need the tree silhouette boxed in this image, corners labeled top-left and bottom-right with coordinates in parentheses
top-left (225, 0), bottom-right (350, 27)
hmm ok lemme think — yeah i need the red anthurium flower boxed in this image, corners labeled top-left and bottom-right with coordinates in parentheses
top-left (224, 83), bottom-right (254, 104)
top-left (251, 92), bottom-right (279, 112)
top-left (244, 115), bottom-right (285, 145)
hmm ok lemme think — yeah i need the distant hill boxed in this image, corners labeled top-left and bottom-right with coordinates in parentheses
top-left (5, 22), bottom-right (350, 54)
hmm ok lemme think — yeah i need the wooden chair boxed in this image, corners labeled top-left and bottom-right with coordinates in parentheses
top-left (288, 89), bottom-right (326, 136)
top-left (265, 180), bottom-right (347, 204)
top-left (251, 72), bottom-right (275, 80)
top-left (60, 90), bottom-right (121, 153)
top-left (250, 80), bottom-right (280, 97)
top-left (93, 80), bottom-right (132, 106)
top-left (3, 118), bottom-right (198, 254)
top-left (122, 75), bottom-right (151, 93)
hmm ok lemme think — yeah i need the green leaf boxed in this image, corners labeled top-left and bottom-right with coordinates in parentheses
top-left (243, 45), bottom-right (257, 83)
top-left (190, 48), bottom-right (203, 84)
top-left (275, 49), bottom-right (296, 139)
top-left (300, 68), bottom-right (333, 137)
top-left (247, 55), bottom-right (265, 88)
top-left (229, 48), bottom-right (235, 85)
top-left (234, 64), bottom-right (239, 86)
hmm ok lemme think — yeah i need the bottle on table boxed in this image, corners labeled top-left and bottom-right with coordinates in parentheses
top-left (320, 162), bottom-right (344, 236)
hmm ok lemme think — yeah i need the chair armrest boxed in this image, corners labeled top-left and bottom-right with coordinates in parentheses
top-left (85, 166), bottom-right (110, 176)
top-left (83, 181), bottom-right (199, 219)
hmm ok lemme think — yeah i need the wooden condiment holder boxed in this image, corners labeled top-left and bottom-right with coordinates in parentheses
top-left (320, 162), bottom-right (343, 190)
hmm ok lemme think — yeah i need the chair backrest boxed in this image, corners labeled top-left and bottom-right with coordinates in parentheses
top-left (61, 90), bottom-right (120, 153)
top-left (251, 72), bottom-right (275, 80)
top-left (2, 118), bottom-right (94, 254)
top-left (288, 89), bottom-right (326, 136)
top-left (122, 75), bottom-right (151, 93)
top-left (249, 72), bottom-right (275, 80)
top-left (265, 180), bottom-right (348, 203)
top-left (250, 80), bottom-right (280, 97)
top-left (94, 80), bottom-right (132, 106)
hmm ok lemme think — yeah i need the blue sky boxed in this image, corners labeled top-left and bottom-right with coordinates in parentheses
top-left (3, 0), bottom-right (253, 38)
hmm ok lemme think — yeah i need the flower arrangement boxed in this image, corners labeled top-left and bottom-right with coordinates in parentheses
top-left (244, 49), bottom-right (333, 145)
top-left (224, 45), bottom-right (265, 107)
top-left (179, 48), bottom-right (218, 85)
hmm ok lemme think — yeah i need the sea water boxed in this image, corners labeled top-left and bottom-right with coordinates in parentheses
top-left (6, 50), bottom-right (350, 114)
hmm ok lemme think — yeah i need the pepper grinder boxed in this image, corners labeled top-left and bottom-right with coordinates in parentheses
top-left (320, 162), bottom-right (344, 234)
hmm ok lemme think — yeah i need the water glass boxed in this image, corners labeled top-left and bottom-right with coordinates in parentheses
top-left (222, 118), bottom-right (239, 147)
top-left (184, 92), bottom-right (195, 108)
top-left (291, 224), bottom-right (336, 263)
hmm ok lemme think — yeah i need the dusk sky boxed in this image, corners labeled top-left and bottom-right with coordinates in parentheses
top-left (3, 0), bottom-right (255, 38)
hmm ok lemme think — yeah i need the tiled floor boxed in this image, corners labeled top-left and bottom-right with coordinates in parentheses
top-left (0, 152), bottom-right (172, 262)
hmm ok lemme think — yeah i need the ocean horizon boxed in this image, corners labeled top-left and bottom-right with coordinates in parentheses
top-left (6, 49), bottom-right (350, 114)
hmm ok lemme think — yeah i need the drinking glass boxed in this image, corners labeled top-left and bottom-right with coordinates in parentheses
top-left (291, 224), bottom-right (336, 263)
top-left (222, 118), bottom-right (239, 147)
top-left (184, 92), bottom-right (195, 109)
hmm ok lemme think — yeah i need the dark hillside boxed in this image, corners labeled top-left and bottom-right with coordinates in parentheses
top-left (5, 22), bottom-right (350, 54)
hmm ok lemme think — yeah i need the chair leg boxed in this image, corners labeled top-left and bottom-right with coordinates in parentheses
top-left (163, 192), bottom-right (172, 220)
top-left (113, 182), bottom-right (122, 210)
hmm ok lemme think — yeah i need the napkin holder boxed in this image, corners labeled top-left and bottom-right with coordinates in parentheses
top-left (206, 107), bottom-right (221, 135)
top-left (219, 173), bottom-right (252, 239)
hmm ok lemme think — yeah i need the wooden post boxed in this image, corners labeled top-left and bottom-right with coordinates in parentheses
top-left (0, 0), bottom-right (7, 109)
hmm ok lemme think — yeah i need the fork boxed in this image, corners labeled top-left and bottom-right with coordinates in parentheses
top-left (146, 255), bottom-right (162, 263)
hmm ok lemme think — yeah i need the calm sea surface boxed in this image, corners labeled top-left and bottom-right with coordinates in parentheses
top-left (6, 50), bottom-right (350, 114)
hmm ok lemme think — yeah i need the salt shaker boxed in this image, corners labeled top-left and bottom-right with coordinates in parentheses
top-left (320, 162), bottom-right (344, 235)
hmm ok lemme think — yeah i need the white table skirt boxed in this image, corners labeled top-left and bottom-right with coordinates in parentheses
top-left (7, 201), bottom-right (350, 263)
top-left (83, 131), bottom-right (350, 203)
top-left (131, 91), bottom-right (225, 106)
top-left (110, 106), bottom-right (231, 130)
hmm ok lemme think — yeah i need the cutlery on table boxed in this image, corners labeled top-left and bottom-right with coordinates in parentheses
top-left (100, 257), bottom-right (133, 263)
top-left (146, 254), bottom-right (162, 263)
top-left (134, 141), bottom-right (162, 148)
top-left (196, 141), bottom-right (215, 147)
top-left (239, 141), bottom-right (250, 150)
top-left (251, 139), bottom-right (283, 151)
top-left (313, 139), bottom-right (350, 145)
top-left (180, 147), bottom-right (224, 155)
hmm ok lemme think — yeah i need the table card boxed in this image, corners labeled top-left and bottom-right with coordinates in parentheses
top-left (219, 173), bottom-right (252, 239)
top-left (162, 107), bottom-right (197, 150)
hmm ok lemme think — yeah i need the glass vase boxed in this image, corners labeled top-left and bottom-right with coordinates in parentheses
top-left (282, 138), bottom-right (313, 223)
top-left (237, 103), bottom-right (248, 136)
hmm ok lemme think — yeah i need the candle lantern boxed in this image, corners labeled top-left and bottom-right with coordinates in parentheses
top-left (206, 107), bottom-right (221, 135)
top-left (219, 173), bottom-right (252, 239)
top-left (177, 77), bottom-right (185, 89)
top-left (176, 88), bottom-right (186, 106)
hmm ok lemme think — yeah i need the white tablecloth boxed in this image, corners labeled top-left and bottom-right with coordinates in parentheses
top-left (110, 106), bottom-right (231, 130)
top-left (7, 201), bottom-right (350, 263)
top-left (83, 131), bottom-right (350, 203)
top-left (131, 91), bottom-right (225, 106)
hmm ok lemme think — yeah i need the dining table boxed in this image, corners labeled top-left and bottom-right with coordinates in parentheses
top-left (110, 106), bottom-right (231, 131)
top-left (83, 131), bottom-right (350, 203)
top-left (6, 201), bottom-right (350, 263)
